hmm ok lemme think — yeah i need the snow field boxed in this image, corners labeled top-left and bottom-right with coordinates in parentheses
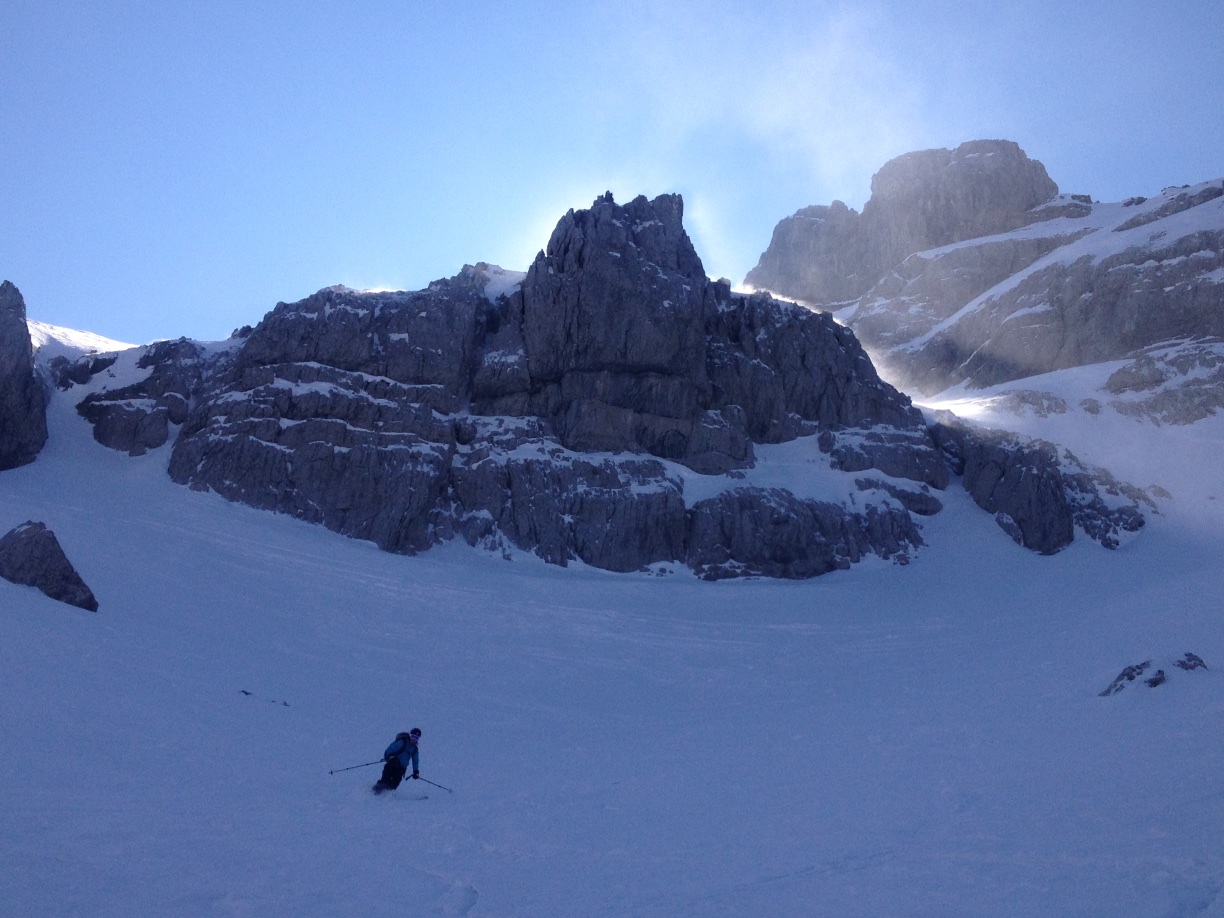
top-left (1, 376), bottom-right (1223, 915)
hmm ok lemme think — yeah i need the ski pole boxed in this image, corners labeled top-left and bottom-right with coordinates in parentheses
top-left (329, 759), bottom-right (383, 775)
top-left (416, 776), bottom-right (453, 793)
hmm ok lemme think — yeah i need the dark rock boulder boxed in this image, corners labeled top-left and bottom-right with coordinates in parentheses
top-left (1100, 654), bottom-right (1206, 696)
top-left (745, 141), bottom-right (1060, 305)
top-left (1099, 661), bottom-right (1150, 696)
top-left (0, 521), bottom-right (98, 611)
top-left (1175, 652), bottom-right (1207, 671)
top-left (0, 281), bottom-right (48, 469)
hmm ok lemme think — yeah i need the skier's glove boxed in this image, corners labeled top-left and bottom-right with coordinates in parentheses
top-left (412, 771), bottom-right (420, 779)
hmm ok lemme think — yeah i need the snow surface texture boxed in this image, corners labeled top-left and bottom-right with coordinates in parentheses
top-left (2, 326), bottom-right (1224, 915)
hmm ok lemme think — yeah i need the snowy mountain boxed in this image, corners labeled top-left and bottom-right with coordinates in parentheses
top-left (2, 305), bottom-right (1223, 915)
top-left (3, 147), bottom-right (1224, 913)
top-left (7, 191), bottom-right (1158, 581)
top-left (747, 140), bottom-right (1224, 410)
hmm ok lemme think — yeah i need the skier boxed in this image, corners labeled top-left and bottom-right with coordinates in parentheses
top-left (373, 728), bottom-right (421, 794)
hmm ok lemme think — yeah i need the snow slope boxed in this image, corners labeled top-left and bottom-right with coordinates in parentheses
top-left (3, 344), bottom-right (1224, 915)
top-left (26, 320), bottom-right (135, 362)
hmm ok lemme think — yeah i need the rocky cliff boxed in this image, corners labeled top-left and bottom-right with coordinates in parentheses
top-left (0, 281), bottom-right (48, 470)
top-left (55, 194), bottom-right (961, 578)
top-left (745, 141), bottom-right (1062, 306)
top-left (746, 142), bottom-right (1224, 418)
top-left (163, 194), bottom-right (950, 577)
top-left (53, 192), bottom-right (1149, 575)
top-left (847, 180), bottom-right (1224, 397)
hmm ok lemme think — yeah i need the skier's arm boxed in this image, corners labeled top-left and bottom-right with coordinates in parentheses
top-left (384, 738), bottom-right (405, 761)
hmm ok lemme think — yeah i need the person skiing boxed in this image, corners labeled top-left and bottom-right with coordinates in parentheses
top-left (373, 728), bottom-right (421, 794)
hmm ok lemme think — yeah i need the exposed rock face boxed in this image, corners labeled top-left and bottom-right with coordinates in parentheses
top-left (931, 420), bottom-right (1072, 553)
top-left (0, 521), bottom-right (98, 611)
top-left (154, 194), bottom-right (945, 577)
top-left (748, 140), bottom-right (1224, 404)
top-left (889, 220), bottom-right (1224, 395)
top-left (686, 489), bottom-right (920, 579)
top-left (838, 177), bottom-right (1224, 396)
top-left (931, 418), bottom-right (1150, 553)
top-left (75, 339), bottom-right (207, 456)
top-left (49, 353), bottom-right (118, 389)
top-left (745, 141), bottom-right (1060, 305)
top-left (844, 231), bottom-right (1089, 370)
top-left (1103, 339), bottom-right (1224, 425)
top-left (0, 281), bottom-right (48, 469)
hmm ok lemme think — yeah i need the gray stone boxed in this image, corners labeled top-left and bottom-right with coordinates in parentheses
top-left (819, 427), bottom-right (950, 489)
top-left (1099, 661), bottom-right (1151, 696)
top-left (452, 448), bottom-right (688, 572)
top-left (1174, 653), bottom-right (1207, 671)
top-left (1104, 340), bottom-right (1224, 425)
top-left (1114, 183), bottom-right (1222, 232)
top-left (0, 521), bottom-right (98, 611)
top-left (76, 338), bottom-right (208, 456)
top-left (158, 195), bottom-right (953, 578)
top-left (746, 141), bottom-right (1060, 305)
top-left (854, 478), bottom-right (943, 516)
top-left (685, 488), bottom-right (921, 580)
top-left (0, 282), bottom-right (48, 470)
top-left (931, 418), bottom-right (1150, 553)
top-left (49, 353), bottom-right (118, 389)
top-left (898, 229), bottom-right (1224, 394)
top-left (830, 177), bottom-right (1224, 397)
top-left (932, 421), bottom-right (1074, 554)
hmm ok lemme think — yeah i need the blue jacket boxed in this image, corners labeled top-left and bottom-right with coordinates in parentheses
top-left (384, 734), bottom-right (419, 772)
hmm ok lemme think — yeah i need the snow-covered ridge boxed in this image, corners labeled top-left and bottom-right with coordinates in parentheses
top-left (839, 176), bottom-right (1224, 398)
top-left (26, 319), bottom-right (134, 364)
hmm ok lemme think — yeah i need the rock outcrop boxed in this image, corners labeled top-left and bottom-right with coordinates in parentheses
top-left (1103, 339), bottom-right (1224, 425)
top-left (931, 418), bottom-right (1150, 553)
top-left (0, 521), bottom-right (98, 611)
top-left (0, 281), bottom-right (48, 469)
top-left (1099, 653), bottom-right (1207, 696)
top-left (66, 190), bottom-right (1149, 575)
top-left (877, 209), bottom-right (1224, 395)
top-left (745, 141), bottom-right (1060, 306)
top-left (152, 194), bottom-right (946, 577)
top-left (833, 176), bottom-right (1222, 397)
top-left (685, 489), bottom-right (921, 579)
top-left (748, 141), bottom-right (1224, 404)
top-left (74, 339), bottom-right (208, 455)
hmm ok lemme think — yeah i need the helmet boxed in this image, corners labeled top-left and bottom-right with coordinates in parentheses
top-left (409, 727), bottom-right (422, 738)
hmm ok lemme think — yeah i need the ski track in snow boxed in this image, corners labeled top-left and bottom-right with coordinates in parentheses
top-left (1, 363), bottom-right (1224, 915)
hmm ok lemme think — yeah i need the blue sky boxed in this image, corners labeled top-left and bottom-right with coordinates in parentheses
top-left (3, 1), bottom-right (1222, 344)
